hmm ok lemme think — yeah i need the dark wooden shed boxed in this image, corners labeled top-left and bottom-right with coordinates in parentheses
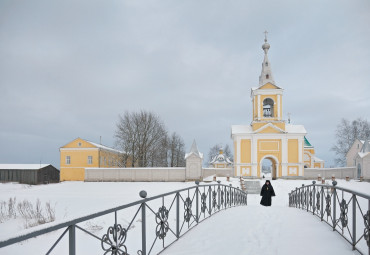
top-left (0, 164), bottom-right (60, 185)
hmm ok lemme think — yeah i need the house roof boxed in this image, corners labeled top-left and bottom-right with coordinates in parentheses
top-left (0, 164), bottom-right (52, 170)
top-left (360, 139), bottom-right (370, 153)
top-left (304, 137), bottom-right (313, 147)
top-left (313, 156), bottom-right (324, 162)
top-left (210, 154), bottom-right (232, 164)
top-left (61, 137), bottom-right (124, 154)
top-left (358, 152), bottom-right (370, 159)
top-left (185, 140), bottom-right (203, 159)
top-left (85, 140), bottom-right (123, 154)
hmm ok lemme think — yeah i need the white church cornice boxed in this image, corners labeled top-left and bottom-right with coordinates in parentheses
top-left (251, 88), bottom-right (283, 96)
top-left (253, 122), bottom-right (287, 134)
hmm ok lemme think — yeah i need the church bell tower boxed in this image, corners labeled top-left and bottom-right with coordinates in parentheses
top-left (251, 32), bottom-right (285, 132)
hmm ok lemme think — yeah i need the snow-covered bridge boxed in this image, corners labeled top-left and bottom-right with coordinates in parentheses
top-left (0, 179), bottom-right (369, 254)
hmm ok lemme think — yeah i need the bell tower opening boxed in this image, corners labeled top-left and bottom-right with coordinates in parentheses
top-left (263, 98), bottom-right (274, 118)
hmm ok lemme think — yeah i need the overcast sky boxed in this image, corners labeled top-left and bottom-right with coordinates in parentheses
top-left (0, 0), bottom-right (369, 168)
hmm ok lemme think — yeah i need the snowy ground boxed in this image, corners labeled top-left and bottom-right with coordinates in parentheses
top-left (0, 178), bottom-right (369, 254)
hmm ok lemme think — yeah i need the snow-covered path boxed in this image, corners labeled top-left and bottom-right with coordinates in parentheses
top-left (162, 194), bottom-right (359, 255)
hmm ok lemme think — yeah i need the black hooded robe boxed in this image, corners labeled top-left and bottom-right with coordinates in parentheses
top-left (260, 183), bottom-right (276, 206)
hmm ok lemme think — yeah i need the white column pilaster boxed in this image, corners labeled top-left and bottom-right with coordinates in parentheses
top-left (298, 137), bottom-right (303, 176)
top-left (257, 95), bottom-right (261, 120)
top-left (236, 138), bottom-right (241, 176)
top-left (252, 137), bottom-right (258, 177)
top-left (282, 136), bottom-right (288, 177)
top-left (277, 95), bottom-right (281, 120)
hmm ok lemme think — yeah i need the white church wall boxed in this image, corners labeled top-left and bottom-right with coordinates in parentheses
top-left (203, 168), bottom-right (233, 178)
top-left (303, 167), bottom-right (356, 179)
top-left (85, 167), bottom-right (186, 182)
top-left (361, 157), bottom-right (370, 180)
top-left (85, 166), bottom-right (234, 182)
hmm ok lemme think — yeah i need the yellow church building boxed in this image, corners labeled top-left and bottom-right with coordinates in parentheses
top-left (59, 138), bottom-right (125, 181)
top-left (231, 36), bottom-right (324, 179)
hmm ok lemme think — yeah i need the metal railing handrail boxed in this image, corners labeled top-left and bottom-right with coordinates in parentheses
top-left (294, 183), bottom-right (370, 200)
top-left (289, 180), bottom-right (370, 255)
top-left (0, 182), bottom-right (247, 255)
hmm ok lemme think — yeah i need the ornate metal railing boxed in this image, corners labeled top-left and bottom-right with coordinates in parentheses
top-left (0, 181), bottom-right (247, 255)
top-left (289, 181), bottom-right (370, 255)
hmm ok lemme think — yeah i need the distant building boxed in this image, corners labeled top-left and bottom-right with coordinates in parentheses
top-left (0, 164), bottom-right (59, 185)
top-left (185, 140), bottom-right (204, 181)
top-left (346, 139), bottom-right (366, 167)
top-left (303, 137), bottom-right (325, 168)
top-left (209, 148), bottom-right (233, 168)
top-left (60, 138), bottom-right (126, 181)
top-left (346, 139), bottom-right (370, 179)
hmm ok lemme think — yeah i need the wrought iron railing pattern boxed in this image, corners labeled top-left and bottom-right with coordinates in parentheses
top-left (0, 181), bottom-right (247, 255)
top-left (289, 181), bottom-right (370, 255)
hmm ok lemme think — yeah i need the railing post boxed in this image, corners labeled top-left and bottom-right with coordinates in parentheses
top-left (224, 186), bottom-right (227, 208)
top-left (352, 194), bottom-right (356, 251)
top-left (229, 184), bottom-right (232, 207)
top-left (217, 181), bottom-right (221, 211)
top-left (321, 187), bottom-right (324, 221)
top-left (312, 181), bottom-right (316, 215)
top-left (139, 190), bottom-right (147, 255)
top-left (306, 186), bottom-right (309, 212)
top-left (295, 188), bottom-right (298, 208)
top-left (246, 189), bottom-right (248, 206)
top-left (368, 200), bottom-right (370, 255)
top-left (195, 181), bottom-right (199, 223)
top-left (176, 192), bottom-right (180, 238)
top-left (209, 186), bottom-right (212, 215)
top-left (69, 225), bottom-right (76, 255)
top-left (332, 181), bottom-right (337, 230)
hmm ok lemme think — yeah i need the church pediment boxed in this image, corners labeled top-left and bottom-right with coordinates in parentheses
top-left (259, 82), bottom-right (281, 90)
top-left (254, 123), bottom-right (286, 134)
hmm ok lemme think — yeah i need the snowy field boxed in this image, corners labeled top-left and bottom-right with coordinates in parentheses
top-left (0, 178), bottom-right (369, 254)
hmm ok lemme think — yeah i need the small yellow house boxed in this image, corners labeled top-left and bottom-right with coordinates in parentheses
top-left (60, 138), bottom-right (125, 181)
top-left (209, 148), bottom-right (233, 168)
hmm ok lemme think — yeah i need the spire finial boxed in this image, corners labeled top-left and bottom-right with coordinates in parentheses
top-left (259, 31), bottom-right (275, 85)
top-left (264, 30), bottom-right (268, 42)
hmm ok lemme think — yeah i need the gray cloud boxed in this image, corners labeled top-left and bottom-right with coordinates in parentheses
top-left (0, 0), bottom-right (369, 167)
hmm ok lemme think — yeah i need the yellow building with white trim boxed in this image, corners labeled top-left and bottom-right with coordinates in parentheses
top-left (60, 138), bottom-right (126, 181)
top-left (231, 36), bottom-right (324, 179)
top-left (209, 148), bottom-right (233, 168)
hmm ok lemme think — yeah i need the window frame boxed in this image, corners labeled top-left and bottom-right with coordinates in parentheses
top-left (88, 156), bottom-right (93, 165)
top-left (66, 156), bottom-right (71, 165)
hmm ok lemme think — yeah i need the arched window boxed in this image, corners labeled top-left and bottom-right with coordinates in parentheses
top-left (357, 163), bottom-right (362, 178)
top-left (263, 98), bottom-right (274, 117)
top-left (266, 74), bottom-right (269, 79)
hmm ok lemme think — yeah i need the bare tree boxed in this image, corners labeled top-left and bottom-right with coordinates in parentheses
top-left (115, 111), bottom-right (186, 167)
top-left (115, 111), bottom-right (168, 167)
top-left (168, 132), bottom-right (186, 167)
top-left (331, 118), bottom-right (370, 166)
top-left (208, 144), bottom-right (233, 163)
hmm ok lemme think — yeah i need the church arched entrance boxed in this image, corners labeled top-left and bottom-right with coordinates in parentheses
top-left (261, 156), bottom-right (278, 180)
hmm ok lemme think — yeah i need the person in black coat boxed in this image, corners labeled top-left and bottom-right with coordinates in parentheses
top-left (260, 180), bottom-right (276, 206)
